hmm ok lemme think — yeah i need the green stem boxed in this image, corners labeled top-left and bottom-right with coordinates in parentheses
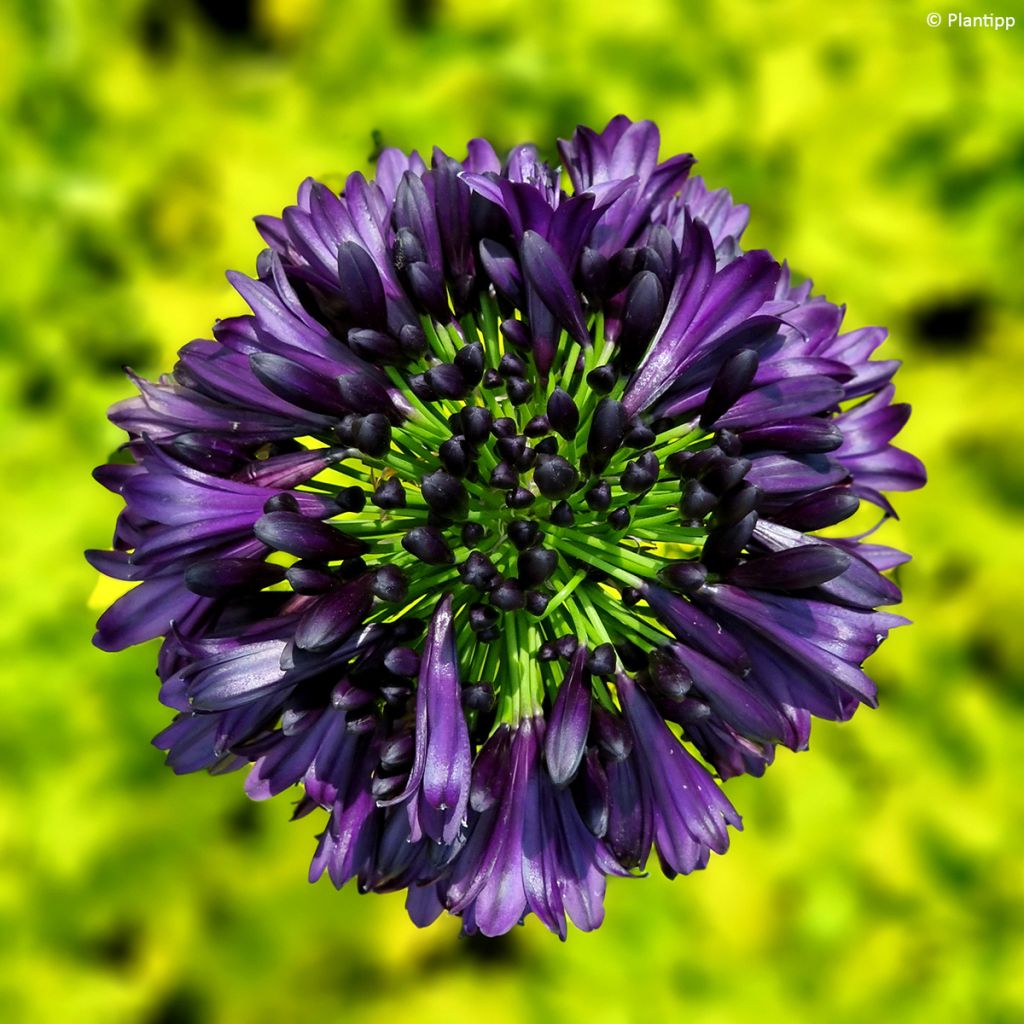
top-left (538, 568), bottom-right (587, 621)
top-left (590, 588), bottom-right (671, 646)
top-left (543, 525), bottom-right (662, 577)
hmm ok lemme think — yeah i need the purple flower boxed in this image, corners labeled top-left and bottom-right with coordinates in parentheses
top-left (442, 718), bottom-right (627, 939)
top-left (90, 116), bottom-right (923, 937)
top-left (617, 674), bottom-right (741, 876)
top-left (388, 595), bottom-right (471, 845)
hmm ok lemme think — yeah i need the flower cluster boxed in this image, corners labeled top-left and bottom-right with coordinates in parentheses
top-left (89, 117), bottom-right (924, 938)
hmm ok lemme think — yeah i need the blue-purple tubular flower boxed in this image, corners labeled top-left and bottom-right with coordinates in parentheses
top-left (90, 115), bottom-right (924, 938)
top-left (391, 595), bottom-right (471, 845)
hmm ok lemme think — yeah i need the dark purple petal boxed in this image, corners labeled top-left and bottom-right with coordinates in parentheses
top-left (544, 647), bottom-right (592, 786)
top-left (642, 583), bottom-right (750, 670)
top-left (700, 348), bottom-right (760, 427)
top-left (617, 674), bottom-right (741, 872)
top-left (739, 417), bottom-right (843, 453)
top-left (94, 574), bottom-right (214, 652)
top-left (520, 230), bottom-right (591, 347)
top-left (726, 545), bottom-right (852, 591)
top-left (394, 171), bottom-right (444, 269)
top-left (336, 241), bottom-right (387, 329)
top-left (625, 238), bottom-right (779, 415)
top-left (185, 639), bottom-right (290, 712)
top-left (604, 748), bottom-right (652, 868)
top-left (293, 575), bottom-right (374, 652)
top-left (398, 595), bottom-right (471, 845)
top-left (663, 643), bottom-right (788, 743)
top-left (478, 239), bottom-right (524, 306)
top-left (745, 452), bottom-right (848, 495)
top-left (248, 352), bottom-right (349, 416)
top-left (716, 375), bottom-right (844, 430)
top-left (184, 557), bottom-right (284, 597)
top-left (254, 511), bottom-right (366, 561)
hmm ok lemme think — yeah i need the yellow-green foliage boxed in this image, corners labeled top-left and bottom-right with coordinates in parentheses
top-left (1, 1), bottom-right (1022, 1021)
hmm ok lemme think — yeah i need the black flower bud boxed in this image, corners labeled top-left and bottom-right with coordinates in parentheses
top-left (624, 422), bottom-right (656, 449)
top-left (700, 349), bottom-right (760, 427)
top-left (499, 353), bottom-right (527, 378)
top-left (681, 478), bottom-right (718, 520)
top-left (490, 579), bottom-right (525, 611)
top-left (461, 521), bottom-right (486, 546)
top-left (439, 436), bottom-right (471, 477)
top-left (401, 526), bottom-right (454, 565)
top-left (263, 493), bottom-right (300, 514)
top-left (495, 434), bottom-right (527, 463)
top-left (714, 428), bottom-right (742, 456)
top-left (500, 319), bottom-right (531, 351)
top-left (335, 486), bottom-right (367, 513)
top-left (702, 456), bottom-right (751, 495)
top-left (507, 520), bottom-right (540, 550)
top-left (524, 415), bottom-right (550, 438)
top-left (712, 482), bottom-right (761, 528)
top-left (372, 565), bottom-right (408, 603)
top-left (587, 398), bottom-right (627, 471)
top-left (585, 480), bottom-right (612, 510)
top-left (619, 271), bottom-right (665, 367)
top-left (384, 646), bottom-right (420, 677)
top-left (421, 469), bottom-right (469, 519)
top-left (285, 562), bottom-right (336, 595)
top-left (184, 558), bottom-right (286, 598)
top-left (462, 682), bottom-right (496, 712)
top-left (490, 461), bottom-right (518, 489)
top-left (467, 607), bottom-right (498, 638)
top-left (460, 551), bottom-right (498, 590)
top-left (586, 643), bottom-right (616, 676)
top-left (506, 486), bottom-right (535, 509)
top-left (399, 323), bottom-right (428, 358)
top-left (538, 641), bottom-right (559, 661)
top-left (425, 363), bottom-right (470, 400)
top-left (586, 365), bottom-right (618, 395)
top-left (372, 477), bottom-right (406, 509)
top-left (608, 507), bottom-right (631, 530)
top-left (392, 227), bottom-right (426, 268)
top-left (579, 247), bottom-right (609, 301)
top-left (507, 377), bottom-right (533, 405)
top-left (517, 546), bottom-right (558, 587)
top-left (555, 634), bottom-right (580, 659)
top-left (491, 416), bottom-right (517, 439)
top-left (546, 388), bottom-right (580, 440)
top-left (461, 406), bottom-right (493, 445)
top-left (534, 455), bottom-right (579, 500)
top-left (354, 413), bottom-right (392, 457)
top-left (454, 342), bottom-right (484, 386)
top-left (658, 561), bottom-right (708, 595)
top-left (515, 444), bottom-right (538, 472)
top-left (648, 648), bottom-right (692, 699)
top-left (408, 373), bottom-right (436, 402)
top-left (348, 328), bottom-right (402, 364)
top-left (701, 511), bottom-right (759, 571)
top-left (550, 500), bottom-right (574, 526)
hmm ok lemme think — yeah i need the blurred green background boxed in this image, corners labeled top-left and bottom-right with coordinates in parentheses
top-left (2, 0), bottom-right (1023, 1021)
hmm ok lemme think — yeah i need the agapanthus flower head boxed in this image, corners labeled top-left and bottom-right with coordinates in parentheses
top-left (89, 115), bottom-right (924, 938)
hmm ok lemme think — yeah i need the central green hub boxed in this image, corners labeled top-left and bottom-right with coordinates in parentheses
top-left (291, 300), bottom-right (714, 722)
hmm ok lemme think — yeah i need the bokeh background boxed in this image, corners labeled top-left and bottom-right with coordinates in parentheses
top-left (2, 0), bottom-right (1023, 1021)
